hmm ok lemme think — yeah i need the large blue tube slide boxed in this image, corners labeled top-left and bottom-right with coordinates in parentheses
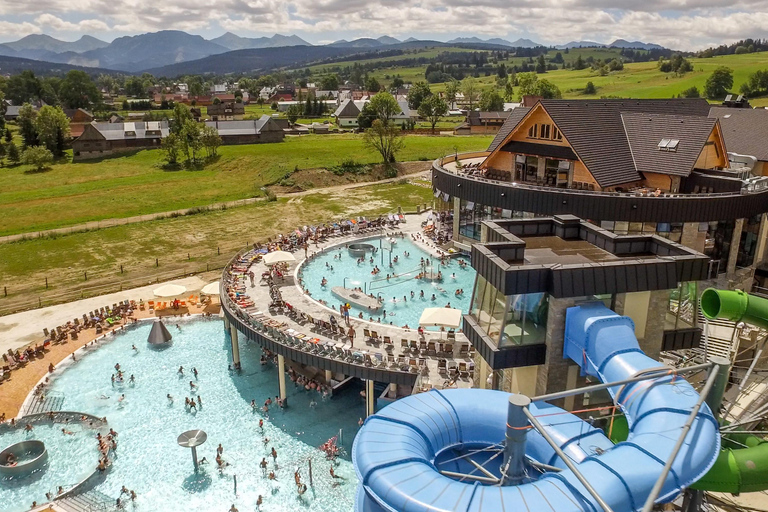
top-left (352, 303), bottom-right (720, 512)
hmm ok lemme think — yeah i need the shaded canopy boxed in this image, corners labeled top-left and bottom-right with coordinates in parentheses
top-left (201, 281), bottom-right (220, 295)
top-left (153, 284), bottom-right (187, 297)
top-left (418, 307), bottom-right (463, 329)
top-left (263, 251), bottom-right (296, 266)
top-left (147, 319), bottom-right (172, 344)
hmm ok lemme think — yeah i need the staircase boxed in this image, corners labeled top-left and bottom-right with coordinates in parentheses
top-left (55, 489), bottom-right (115, 512)
top-left (694, 314), bottom-right (741, 362)
top-left (22, 391), bottom-right (65, 415)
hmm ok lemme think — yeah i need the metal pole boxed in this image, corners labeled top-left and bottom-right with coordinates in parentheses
top-left (523, 407), bottom-right (615, 512)
top-left (308, 459), bottom-right (313, 486)
top-left (234, 474), bottom-right (237, 495)
top-left (531, 362), bottom-right (713, 403)
top-left (502, 394), bottom-right (530, 485)
top-left (191, 446), bottom-right (199, 471)
top-left (639, 361), bottom-right (724, 512)
top-left (723, 335), bottom-right (766, 420)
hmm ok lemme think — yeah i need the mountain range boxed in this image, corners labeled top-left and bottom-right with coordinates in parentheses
top-left (0, 30), bottom-right (668, 75)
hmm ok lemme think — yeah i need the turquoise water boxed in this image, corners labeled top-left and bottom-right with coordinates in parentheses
top-left (299, 237), bottom-right (476, 329)
top-left (0, 319), bottom-right (361, 512)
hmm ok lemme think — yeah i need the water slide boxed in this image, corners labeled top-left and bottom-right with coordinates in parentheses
top-left (352, 302), bottom-right (720, 512)
top-left (687, 288), bottom-right (768, 493)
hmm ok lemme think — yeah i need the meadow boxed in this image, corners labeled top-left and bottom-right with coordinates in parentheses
top-left (0, 134), bottom-right (492, 236)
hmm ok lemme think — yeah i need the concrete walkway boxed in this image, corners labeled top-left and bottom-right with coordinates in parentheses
top-left (0, 276), bottom-right (208, 352)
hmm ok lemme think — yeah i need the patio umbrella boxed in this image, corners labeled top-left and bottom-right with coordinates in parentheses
top-left (147, 319), bottom-right (172, 344)
top-left (153, 283), bottom-right (187, 297)
top-left (419, 307), bottom-right (463, 339)
top-left (263, 251), bottom-right (296, 266)
top-left (200, 281), bottom-right (220, 295)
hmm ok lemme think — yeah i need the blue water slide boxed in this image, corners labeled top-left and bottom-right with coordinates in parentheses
top-left (352, 302), bottom-right (720, 512)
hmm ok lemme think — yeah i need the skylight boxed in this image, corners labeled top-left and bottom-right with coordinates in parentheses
top-left (658, 139), bottom-right (679, 152)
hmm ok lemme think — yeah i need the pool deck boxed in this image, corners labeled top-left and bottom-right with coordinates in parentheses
top-left (0, 284), bottom-right (220, 420)
top-left (230, 211), bottom-right (476, 392)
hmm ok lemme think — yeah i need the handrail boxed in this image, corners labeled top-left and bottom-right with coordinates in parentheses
top-left (434, 154), bottom-right (765, 199)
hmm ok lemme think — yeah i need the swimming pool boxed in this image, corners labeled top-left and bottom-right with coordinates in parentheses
top-left (0, 318), bottom-right (361, 512)
top-left (299, 237), bottom-right (476, 329)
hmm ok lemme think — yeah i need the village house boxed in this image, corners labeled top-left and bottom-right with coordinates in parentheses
top-left (206, 101), bottom-right (245, 121)
top-left (204, 115), bottom-right (285, 145)
top-left (454, 110), bottom-right (512, 135)
top-left (72, 121), bottom-right (169, 161)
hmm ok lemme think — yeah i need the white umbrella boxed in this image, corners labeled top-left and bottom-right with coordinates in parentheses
top-left (419, 307), bottom-right (463, 329)
top-left (153, 283), bottom-right (187, 297)
top-left (263, 251), bottom-right (296, 266)
top-left (201, 281), bottom-right (220, 295)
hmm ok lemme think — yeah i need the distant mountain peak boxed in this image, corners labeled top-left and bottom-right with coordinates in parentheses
top-left (447, 36), bottom-right (540, 48)
top-left (5, 33), bottom-right (108, 54)
top-left (209, 32), bottom-right (310, 50)
top-left (376, 35), bottom-right (401, 45)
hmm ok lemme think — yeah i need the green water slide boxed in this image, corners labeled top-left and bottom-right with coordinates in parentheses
top-left (608, 288), bottom-right (768, 494)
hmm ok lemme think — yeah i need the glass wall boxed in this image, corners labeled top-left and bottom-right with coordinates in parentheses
top-left (737, 215), bottom-right (761, 269)
top-left (666, 281), bottom-right (698, 330)
top-left (704, 220), bottom-right (735, 274)
top-left (470, 276), bottom-right (548, 347)
top-left (458, 200), bottom-right (535, 241)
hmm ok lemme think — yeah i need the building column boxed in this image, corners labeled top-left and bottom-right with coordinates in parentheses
top-left (277, 355), bottom-right (287, 401)
top-left (325, 370), bottom-right (333, 384)
top-left (680, 222), bottom-right (706, 253)
top-left (727, 218), bottom-right (746, 276)
top-left (229, 324), bottom-right (240, 368)
top-left (536, 296), bottom-right (578, 407)
top-left (223, 315), bottom-right (230, 330)
top-left (452, 197), bottom-right (460, 241)
top-left (365, 379), bottom-right (375, 417)
top-left (564, 366), bottom-right (579, 411)
top-left (389, 383), bottom-right (397, 399)
top-left (753, 214), bottom-right (768, 266)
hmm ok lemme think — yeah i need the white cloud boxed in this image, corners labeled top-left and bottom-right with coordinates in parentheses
top-left (0, 0), bottom-right (765, 49)
top-left (35, 14), bottom-right (110, 32)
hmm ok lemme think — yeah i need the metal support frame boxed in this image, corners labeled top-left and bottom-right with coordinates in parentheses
top-left (640, 358), bottom-right (727, 512)
top-left (723, 335), bottom-right (768, 420)
top-left (229, 324), bottom-right (241, 367)
top-left (523, 407), bottom-right (615, 512)
top-left (531, 362), bottom-right (713, 403)
top-left (502, 394), bottom-right (530, 485)
top-left (277, 355), bottom-right (287, 401)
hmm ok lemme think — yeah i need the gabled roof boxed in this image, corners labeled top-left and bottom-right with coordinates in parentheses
top-left (333, 99), bottom-right (361, 118)
top-left (709, 107), bottom-right (768, 161)
top-left (488, 107), bottom-right (530, 151)
top-left (87, 121), bottom-right (169, 141)
top-left (468, 111), bottom-right (511, 126)
top-left (205, 120), bottom-right (260, 136)
top-left (488, 99), bottom-right (712, 187)
top-left (621, 113), bottom-right (718, 177)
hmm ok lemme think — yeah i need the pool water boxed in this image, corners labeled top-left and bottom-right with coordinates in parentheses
top-left (0, 319), bottom-right (361, 512)
top-left (299, 237), bottom-right (476, 329)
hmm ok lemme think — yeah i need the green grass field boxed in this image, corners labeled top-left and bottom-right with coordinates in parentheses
top-left (0, 134), bottom-right (491, 236)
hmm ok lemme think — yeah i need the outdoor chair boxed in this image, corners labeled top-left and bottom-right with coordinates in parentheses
top-left (437, 359), bottom-right (447, 374)
top-left (447, 331), bottom-right (456, 342)
top-left (444, 343), bottom-right (454, 356)
top-left (459, 362), bottom-right (469, 378)
top-left (370, 331), bottom-right (380, 343)
top-left (448, 362), bottom-right (458, 378)
top-left (400, 339), bottom-right (409, 351)
top-left (409, 340), bottom-right (419, 354)
top-left (459, 344), bottom-right (469, 358)
top-left (363, 328), bottom-right (372, 343)
top-left (419, 340), bottom-right (428, 356)
top-left (382, 336), bottom-right (392, 345)
top-left (427, 341), bottom-right (437, 356)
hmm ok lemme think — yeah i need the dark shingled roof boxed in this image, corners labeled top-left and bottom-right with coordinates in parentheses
top-left (487, 99), bottom-right (712, 188)
top-left (488, 107), bottom-right (530, 151)
top-left (468, 110), bottom-right (511, 126)
top-left (709, 107), bottom-right (768, 162)
top-left (622, 112), bottom-right (717, 177)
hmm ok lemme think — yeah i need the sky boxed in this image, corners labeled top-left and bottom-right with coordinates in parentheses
top-left (0, 0), bottom-right (767, 51)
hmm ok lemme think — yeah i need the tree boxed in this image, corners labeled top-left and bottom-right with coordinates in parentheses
top-left (97, 74), bottom-right (118, 94)
top-left (319, 74), bottom-right (340, 91)
top-left (740, 69), bottom-right (768, 96)
top-left (188, 77), bottom-right (205, 97)
top-left (6, 142), bottom-right (20, 164)
top-left (503, 80), bottom-right (515, 101)
top-left (680, 86), bottom-right (701, 98)
top-left (417, 95), bottom-right (448, 132)
top-left (517, 72), bottom-right (562, 99)
top-left (461, 77), bottom-right (479, 110)
top-left (286, 104), bottom-right (302, 125)
top-left (21, 146), bottom-right (53, 172)
top-left (124, 76), bottom-right (148, 97)
top-left (584, 81), bottom-right (597, 94)
top-left (171, 103), bottom-right (193, 135)
top-left (363, 119), bottom-right (404, 166)
top-left (444, 79), bottom-right (460, 108)
top-left (704, 67), bottom-right (734, 99)
top-left (478, 90), bottom-right (504, 111)
top-left (200, 125), bottom-right (222, 158)
top-left (357, 102), bottom-right (378, 129)
top-left (368, 92), bottom-right (401, 123)
top-left (212, 97), bottom-right (221, 105)
top-left (35, 106), bottom-right (70, 156)
top-left (391, 77), bottom-right (404, 91)
top-left (407, 81), bottom-right (432, 110)
top-left (5, 70), bottom-right (42, 105)
top-left (4, 128), bottom-right (12, 143)
top-left (535, 54), bottom-right (547, 73)
top-left (364, 76), bottom-right (381, 92)
top-left (180, 119), bottom-right (202, 164)
top-left (18, 104), bottom-right (39, 148)
top-left (161, 133), bottom-right (180, 165)
top-left (59, 70), bottom-right (101, 109)
top-left (574, 55), bottom-right (586, 70)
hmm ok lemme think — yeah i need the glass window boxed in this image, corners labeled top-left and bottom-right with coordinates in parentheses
top-left (705, 220), bottom-right (734, 275)
top-left (666, 282), bottom-right (697, 330)
top-left (540, 124), bottom-right (551, 139)
top-left (500, 292), bottom-right (548, 347)
top-left (737, 215), bottom-right (761, 268)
